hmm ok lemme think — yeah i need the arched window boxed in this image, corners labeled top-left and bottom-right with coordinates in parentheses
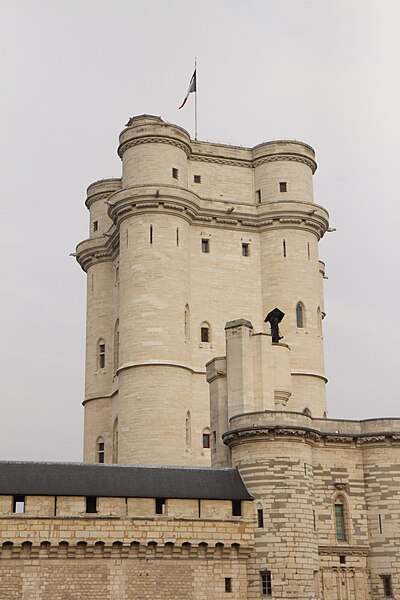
top-left (114, 320), bottom-right (120, 373)
top-left (97, 339), bottom-right (106, 370)
top-left (296, 302), bottom-right (305, 328)
top-left (317, 307), bottom-right (322, 333)
top-left (303, 407), bottom-right (312, 417)
top-left (113, 418), bottom-right (118, 463)
top-left (96, 437), bottom-right (105, 463)
top-left (200, 322), bottom-right (211, 343)
top-left (202, 428), bottom-right (211, 449)
top-left (185, 411), bottom-right (191, 449)
top-left (334, 495), bottom-right (348, 542)
top-left (184, 305), bottom-right (190, 340)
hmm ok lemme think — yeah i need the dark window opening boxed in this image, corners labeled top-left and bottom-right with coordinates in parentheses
top-left (201, 327), bottom-right (210, 343)
top-left (382, 575), bottom-right (392, 597)
top-left (261, 571), bottom-right (272, 596)
top-left (198, 499), bottom-right (201, 518)
top-left (150, 224), bottom-right (153, 244)
top-left (256, 189), bottom-right (262, 203)
top-left (379, 513), bottom-right (383, 534)
top-left (339, 555), bottom-right (346, 565)
top-left (225, 578), bottom-right (232, 593)
top-left (213, 431), bottom-right (217, 444)
top-left (93, 221), bottom-right (98, 232)
top-left (99, 344), bottom-right (106, 369)
top-left (172, 168), bottom-right (179, 179)
top-left (176, 227), bottom-right (179, 247)
top-left (13, 495), bottom-right (25, 514)
top-left (279, 181), bottom-right (287, 192)
top-left (296, 303), bottom-right (304, 328)
top-left (257, 508), bottom-right (264, 528)
top-left (98, 441), bottom-right (105, 463)
top-left (201, 238), bottom-right (209, 253)
top-left (242, 243), bottom-right (250, 257)
top-left (232, 500), bottom-right (242, 517)
top-left (86, 496), bottom-right (97, 514)
top-left (307, 241), bottom-right (310, 260)
top-left (313, 509), bottom-right (316, 531)
top-left (283, 239), bottom-right (286, 257)
top-left (335, 503), bottom-right (346, 541)
top-left (155, 497), bottom-right (166, 515)
top-left (194, 175), bottom-right (201, 183)
top-left (203, 433), bottom-right (210, 448)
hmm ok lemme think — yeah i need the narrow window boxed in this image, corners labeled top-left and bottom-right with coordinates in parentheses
top-left (126, 229), bottom-right (129, 247)
top-left (379, 513), bottom-right (383, 534)
top-left (13, 495), bottom-right (25, 514)
top-left (93, 221), bottom-right (98, 232)
top-left (232, 500), bottom-right (242, 517)
top-left (201, 238), bottom-right (209, 253)
top-left (194, 175), bottom-right (201, 183)
top-left (339, 555), bottom-right (346, 565)
top-left (150, 224), bottom-right (153, 244)
top-left (304, 463), bottom-right (307, 475)
top-left (176, 227), bottom-right (179, 247)
top-left (98, 340), bottom-right (106, 370)
top-left (155, 498), bottom-right (166, 515)
top-left (283, 239), bottom-right (286, 257)
top-left (317, 307), bottom-right (322, 333)
top-left (313, 510), bottom-right (316, 530)
top-left (335, 502), bottom-right (346, 541)
top-left (225, 578), bottom-right (232, 593)
top-left (113, 418), bottom-right (119, 463)
top-left (256, 189), bottom-right (262, 203)
top-left (307, 242), bottom-right (310, 260)
top-left (198, 499), bottom-right (201, 518)
top-left (257, 508), bottom-right (264, 528)
top-left (86, 496), bottom-right (97, 514)
top-left (382, 575), bottom-right (392, 597)
top-left (97, 438), bottom-right (105, 463)
top-left (114, 320), bottom-right (119, 374)
top-left (172, 168), bottom-right (179, 179)
top-left (213, 431), bottom-right (217, 444)
top-left (203, 432), bottom-right (210, 448)
top-left (201, 325), bottom-right (210, 342)
top-left (54, 496), bottom-right (57, 516)
top-left (279, 181), bottom-right (287, 192)
top-left (184, 304), bottom-right (190, 340)
top-left (261, 571), bottom-right (272, 596)
top-left (185, 411), bottom-right (191, 449)
top-left (242, 243), bottom-right (250, 257)
top-left (296, 302), bottom-right (304, 328)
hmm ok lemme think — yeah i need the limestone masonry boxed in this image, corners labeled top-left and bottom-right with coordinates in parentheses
top-left (1, 115), bottom-right (399, 599)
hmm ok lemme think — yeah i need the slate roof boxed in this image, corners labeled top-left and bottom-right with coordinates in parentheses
top-left (0, 462), bottom-right (252, 501)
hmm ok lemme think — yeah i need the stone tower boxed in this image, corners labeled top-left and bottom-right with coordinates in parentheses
top-left (76, 115), bottom-right (329, 466)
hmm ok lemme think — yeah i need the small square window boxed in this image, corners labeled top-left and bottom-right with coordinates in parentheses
top-left (242, 243), bottom-right (250, 257)
top-left (156, 498), bottom-right (166, 515)
top-left (279, 181), bottom-right (287, 192)
top-left (13, 495), bottom-right (25, 514)
top-left (225, 578), bottom-right (232, 593)
top-left (86, 496), bottom-right (97, 514)
top-left (232, 500), bottom-right (242, 517)
top-left (93, 221), bottom-right (98, 231)
top-left (194, 175), bottom-right (201, 183)
top-left (339, 555), bottom-right (346, 565)
top-left (172, 168), bottom-right (179, 179)
top-left (203, 433), bottom-right (210, 448)
top-left (201, 239), bottom-right (210, 253)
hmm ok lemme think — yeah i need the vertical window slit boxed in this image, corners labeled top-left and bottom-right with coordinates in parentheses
top-left (283, 239), bottom-right (286, 257)
top-left (150, 225), bottom-right (153, 244)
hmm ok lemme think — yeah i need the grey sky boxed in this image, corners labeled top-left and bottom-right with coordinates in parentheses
top-left (1, 0), bottom-right (399, 461)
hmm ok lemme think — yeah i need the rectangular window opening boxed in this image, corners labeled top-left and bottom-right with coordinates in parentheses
top-left (313, 509), bottom-right (316, 531)
top-left (261, 571), bottom-right (272, 596)
top-left (232, 500), bottom-right (242, 517)
top-left (339, 555), bottom-right (346, 565)
top-left (99, 345), bottom-right (106, 369)
top-left (279, 181), bottom-right (287, 192)
top-left (150, 225), bottom-right (153, 244)
top-left (382, 575), bottom-right (392, 598)
top-left (242, 243), bottom-right (250, 257)
top-left (176, 227), bottom-right (179, 247)
top-left (98, 442), bottom-right (105, 463)
top-left (86, 496), bottom-right (97, 514)
top-left (201, 327), bottom-right (210, 343)
top-left (257, 508), bottom-right (264, 528)
top-left (201, 238), bottom-right (209, 253)
top-left (194, 175), bottom-right (201, 184)
top-left (172, 168), bottom-right (179, 179)
top-left (379, 513), bottom-right (383, 534)
top-left (155, 497), bottom-right (166, 515)
top-left (335, 504), bottom-right (346, 541)
top-left (203, 433), bottom-right (210, 448)
top-left (198, 499), bottom-right (201, 518)
top-left (213, 431), bottom-right (217, 444)
top-left (256, 189), bottom-right (262, 203)
top-left (93, 221), bottom-right (98, 232)
top-left (225, 578), bottom-right (232, 593)
top-left (283, 239), bottom-right (287, 258)
top-left (13, 495), bottom-right (25, 514)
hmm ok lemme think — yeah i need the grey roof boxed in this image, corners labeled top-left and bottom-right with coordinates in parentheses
top-left (0, 462), bottom-right (252, 501)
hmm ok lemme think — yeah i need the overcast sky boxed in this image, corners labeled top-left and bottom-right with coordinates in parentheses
top-left (1, 0), bottom-right (399, 462)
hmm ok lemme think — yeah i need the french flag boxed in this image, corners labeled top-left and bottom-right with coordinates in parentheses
top-left (179, 69), bottom-right (197, 109)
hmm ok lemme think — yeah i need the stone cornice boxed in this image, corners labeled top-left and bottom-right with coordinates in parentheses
top-left (117, 360), bottom-right (206, 377)
top-left (190, 152), bottom-right (316, 172)
top-left (318, 545), bottom-right (369, 557)
top-left (118, 135), bottom-right (191, 159)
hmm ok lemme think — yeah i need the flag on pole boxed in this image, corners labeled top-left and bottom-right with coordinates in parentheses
top-left (178, 69), bottom-right (197, 109)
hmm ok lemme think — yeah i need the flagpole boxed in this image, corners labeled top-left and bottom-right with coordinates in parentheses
top-left (194, 57), bottom-right (198, 140)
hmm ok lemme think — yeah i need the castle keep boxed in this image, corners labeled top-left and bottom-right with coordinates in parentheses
top-left (1, 115), bottom-right (400, 600)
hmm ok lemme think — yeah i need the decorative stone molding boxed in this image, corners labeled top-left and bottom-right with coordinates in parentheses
top-left (118, 136), bottom-right (191, 158)
top-left (318, 545), bottom-right (369, 557)
top-left (357, 435), bottom-right (386, 444)
top-left (253, 153), bottom-right (317, 173)
top-left (190, 154), bottom-right (252, 169)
